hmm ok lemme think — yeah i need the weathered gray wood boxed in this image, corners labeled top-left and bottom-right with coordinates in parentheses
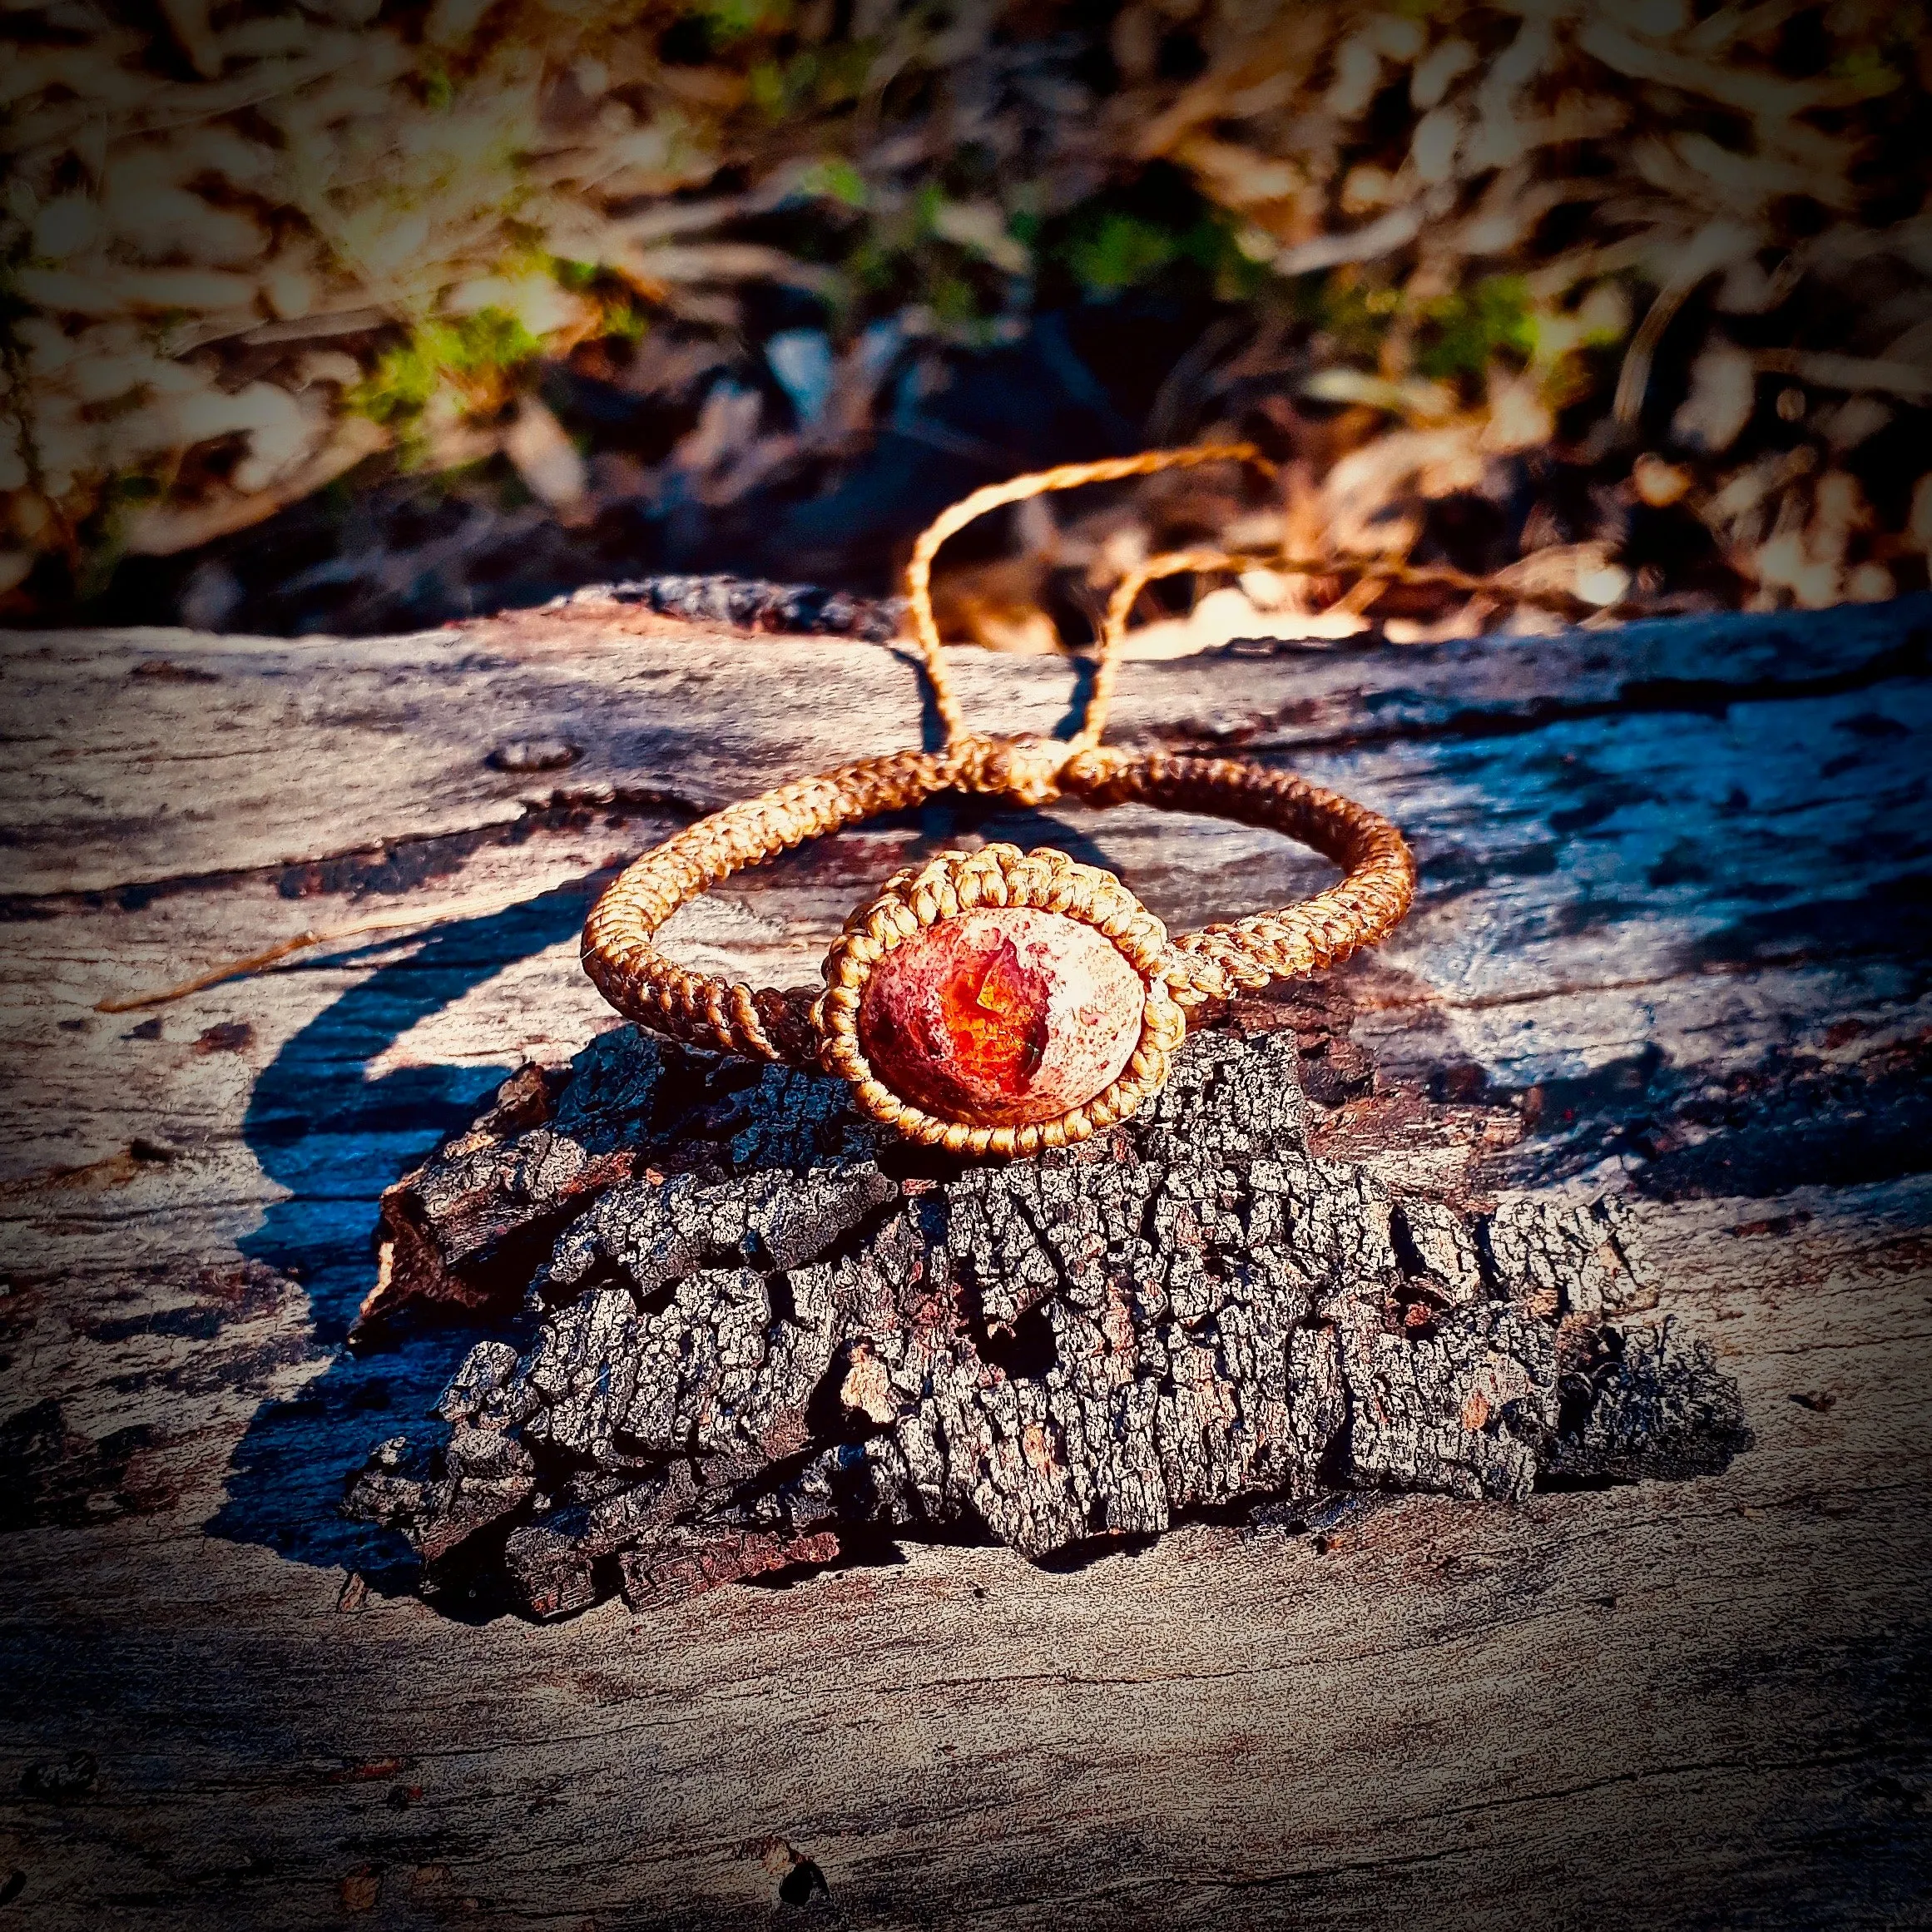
top-left (2, 593), bottom-right (1921, 894)
top-left (1, 595), bottom-right (1928, 1930)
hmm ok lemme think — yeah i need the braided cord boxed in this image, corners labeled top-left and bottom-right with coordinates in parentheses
top-left (904, 443), bottom-right (1271, 748)
top-left (582, 748), bottom-right (953, 1063)
top-left (582, 742), bottom-right (1415, 1066)
top-left (1077, 546), bottom-right (1249, 753)
top-left (1065, 750), bottom-right (1416, 1008)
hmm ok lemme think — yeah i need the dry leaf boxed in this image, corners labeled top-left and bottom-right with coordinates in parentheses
top-left (504, 399), bottom-right (589, 514)
top-left (1672, 340), bottom-right (1758, 453)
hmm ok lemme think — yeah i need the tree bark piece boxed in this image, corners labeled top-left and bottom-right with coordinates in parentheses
top-left (546, 573), bottom-right (906, 641)
top-left (348, 1018), bottom-right (1748, 1616)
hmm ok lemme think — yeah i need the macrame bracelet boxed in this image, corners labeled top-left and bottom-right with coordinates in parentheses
top-left (582, 445), bottom-right (1418, 1157)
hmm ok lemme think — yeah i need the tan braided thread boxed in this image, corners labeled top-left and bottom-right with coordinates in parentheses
top-left (581, 737), bottom-right (1414, 1068)
top-left (1056, 748), bottom-right (1417, 1009)
top-left (582, 746), bottom-right (954, 1063)
top-left (913, 443), bottom-right (1622, 760)
top-left (1079, 545), bottom-right (1628, 754)
top-left (582, 443), bottom-right (1418, 1123)
top-left (904, 443), bottom-right (1273, 746)
top-left (814, 844), bottom-right (1186, 1159)
top-left (1075, 546), bottom-right (1242, 754)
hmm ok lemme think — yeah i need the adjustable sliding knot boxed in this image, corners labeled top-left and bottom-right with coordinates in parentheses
top-left (945, 733), bottom-right (1077, 805)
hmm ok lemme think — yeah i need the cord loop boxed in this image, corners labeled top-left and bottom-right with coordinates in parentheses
top-left (904, 443), bottom-right (1276, 754)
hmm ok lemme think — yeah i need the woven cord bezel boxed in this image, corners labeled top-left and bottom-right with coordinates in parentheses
top-left (812, 843), bottom-right (1186, 1159)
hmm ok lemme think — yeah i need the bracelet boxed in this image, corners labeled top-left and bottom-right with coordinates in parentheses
top-left (582, 446), bottom-right (1418, 1158)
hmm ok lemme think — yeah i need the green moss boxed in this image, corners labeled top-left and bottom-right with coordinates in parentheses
top-left (1066, 212), bottom-right (1179, 297)
top-left (1416, 275), bottom-right (1535, 381)
top-left (844, 235), bottom-right (896, 295)
top-left (751, 41), bottom-right (870, 117)
top-left (686, 0), bottom-right (793, 50)
top-left (347, 309), bottom-right (542, 441)
top-left (748, 58), bottom-right (787, 116)
top-left (602, 300), bottom-right (651, 344)
top-left (1054, 181), bottom-right (1271, 305)
top-left (801, 158), bottom-right (868, 209)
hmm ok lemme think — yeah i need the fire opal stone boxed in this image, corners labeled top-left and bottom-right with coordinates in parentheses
top-left (857, 907), bottom-right (1146, 1126)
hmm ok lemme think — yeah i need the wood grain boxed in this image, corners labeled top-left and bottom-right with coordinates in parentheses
top-left (1, 594), bottom-right (1927, 1930)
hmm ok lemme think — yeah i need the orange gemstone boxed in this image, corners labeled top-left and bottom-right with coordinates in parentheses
top-left (858, 907), bottom-right (1145, 1126)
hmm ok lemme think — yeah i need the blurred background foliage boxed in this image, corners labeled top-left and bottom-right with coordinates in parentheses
top-left (3, 0), bottom-right (1930, 645)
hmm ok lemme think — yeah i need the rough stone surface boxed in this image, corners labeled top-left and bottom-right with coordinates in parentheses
top-left (345, 1018), bottom-right (1751, 1617)
top-left (858, 906), bottom-right (1146, 1124)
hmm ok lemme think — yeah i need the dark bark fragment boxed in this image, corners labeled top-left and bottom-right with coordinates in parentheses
top-left (349, 1431), bottom-right (534, 1565)
top-left (546, 574), bottom-right (906, 642)
top-left (345, 1021), bottom-right (1751, 1617)
top-left (1547, 1320), bottom-right (1755, 1483)
top-left (618, 1527), bottom-right (845, 1612)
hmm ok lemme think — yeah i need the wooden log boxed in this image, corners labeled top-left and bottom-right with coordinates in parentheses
top-left (0, 594), bottom-right (1927, 1928)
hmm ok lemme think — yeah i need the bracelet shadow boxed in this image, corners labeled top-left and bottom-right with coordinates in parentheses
top-left (886, 642), bottom-right (1102, 755)
top-left (207, 886), bottom-right (593, 1600)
